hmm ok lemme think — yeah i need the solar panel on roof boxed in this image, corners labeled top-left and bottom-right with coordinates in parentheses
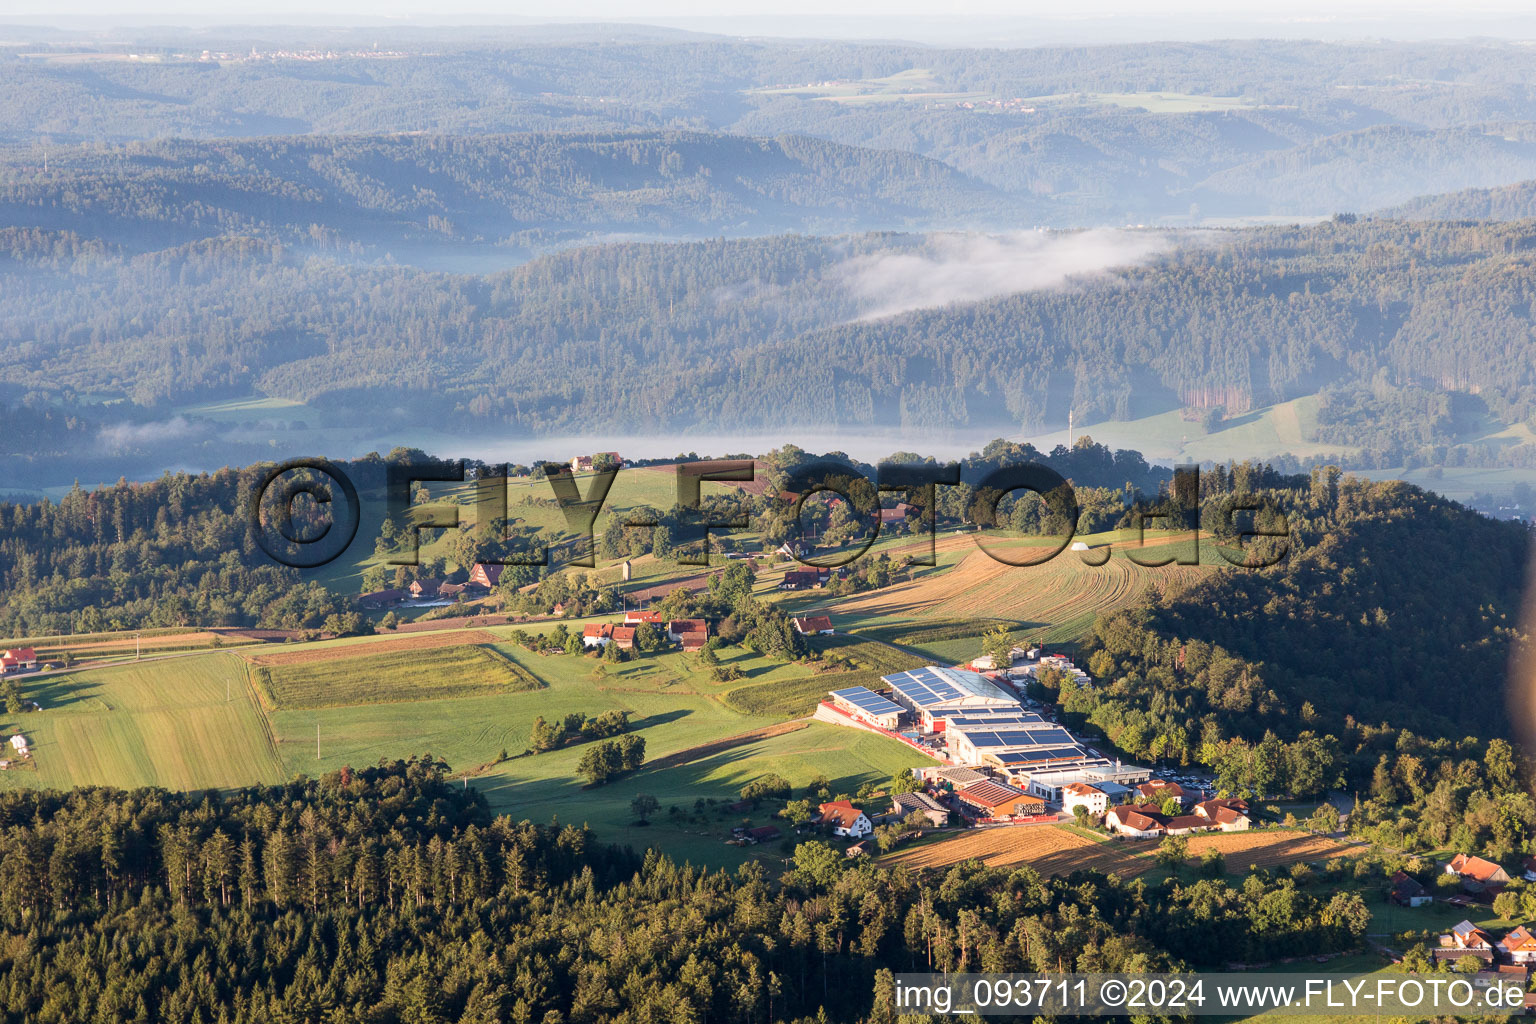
top-left (830, 687), bottom-right (904, 717)
top-left (883, 665), bottom-right (1017, 707)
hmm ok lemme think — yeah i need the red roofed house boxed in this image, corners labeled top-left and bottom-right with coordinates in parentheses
top-left (468, 563), bottom-right (504, 589)
top-left (817, 801), bottom-right (873, 839)
top-left (1106, 805), bottom-right (1164, 838)
top-left (1193, 798), bottom-right (1252, 831)
top-left (677, 632), bottom-right (708, 652)
top-left (0, 647), bottom-right (38, 674)
top-left (955, 781), bottom-right (1046, 819)
top-left (1136, 779), bottom-right (1193, 809)
top-left (1447, 854), bottom-right (1511, 894)
top-left (1162, 814), bottom-right (1214, 836)
top-left (611, 626), bottom-right (637, 650)
top-left (1500, 925), bottom-right (1536, 964)
top-left (792, 615), bottom-right (835, 636)
top-left (355, 589), bottom-right (407, 609)
top-left (625, 610), bottom-right (664, 625)
top-left (582, 624), bottom-right (615, 648)
top-left (1061, 782), bottom-right (1108, 816)
top-left (666, 619), bottom-right (708, 643)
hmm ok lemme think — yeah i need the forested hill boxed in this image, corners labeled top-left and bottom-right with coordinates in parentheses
top-left (9, 216), bottom-right (1536, 479)
top-left (1079, 472), bottom-right (1530, 763)
top-left (1376, 178), bottom-right (1536, 222)
top-left (0, 132), bottom-right (1022, 256)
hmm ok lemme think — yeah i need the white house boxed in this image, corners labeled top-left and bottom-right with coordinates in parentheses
top-left (1061, 782), bottom-right (1108, 816)
top-left (1105, 805), bottom-right (1163, 838)
top-left (817, 800), bottom-right (873, 838)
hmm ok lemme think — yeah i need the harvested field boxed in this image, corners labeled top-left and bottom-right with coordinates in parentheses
top-left (883, 825), bottom-right (1155, 878)
top-left (828, 542), bottom-right (1210, 642)
top-left (1183, 830), bottom-right (1354, 873)
top-left (246, 630), bottom-right (500, 666)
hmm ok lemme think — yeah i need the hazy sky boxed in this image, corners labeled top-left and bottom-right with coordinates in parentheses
top-left (3, 0), bottom-right (1532, 21)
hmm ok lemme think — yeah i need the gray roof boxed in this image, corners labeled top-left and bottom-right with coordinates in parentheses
top-left (892, 791), bottom-right (947, 814)
top-left (884, 666), bottom-right (1018, 709)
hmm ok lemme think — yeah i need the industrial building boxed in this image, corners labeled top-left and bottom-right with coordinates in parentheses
top-left (828, 686), bottom-right (905, 730)
top-left (881, 666), bottom-right (1019, 729)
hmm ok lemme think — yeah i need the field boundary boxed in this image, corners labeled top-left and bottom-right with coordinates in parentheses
top-left (245, 630), bottom-right (500, 666)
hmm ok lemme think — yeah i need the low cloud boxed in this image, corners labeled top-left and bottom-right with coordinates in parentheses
top-left (98, 417), bottom-right (198, 450)
top-left (837, 229), bottom-right (1173, 320)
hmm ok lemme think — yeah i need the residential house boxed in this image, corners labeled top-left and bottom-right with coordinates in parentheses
top-left (1193, 798), bottom-right (1252, 831)
top-left (818, 801), bottom-right (873, 839)
top-left (677, 631), bottom-right (708, 652)
top-left (438, 582), bottom-right (466, 598)
top-left (845, 841), bottom-right (871, 858)
top-left (1106, 805), bottom-right (1164, 838)
top-left (954, 780), bottom-right (1046, 819)
top-left (666, 619), bottom-right (708, 643)
top-left (879, 502), bottom-right (916, 525)
top-left (582, 624), bottom-right (615, 648)
top-left (1437, 920), bottom-right (1497, 964)
top-left (1163, 814), bottom-right (1213, 836)
top-left (408, 578), bottom-right (445, 599)
top-left (1500, 926), bottom-right (1536, 964)
top-left (624, 610), bottom-right (664, 626)
top-left (791, 615), bottom-right (835, 636)
top-left (0, 648), bottom-right (37, 671)
top-left (1136, 779), bottom-right (1193, 809)
top-left (890, 791), bottom-right (950, 828)
top-left (1447, 854), bottom-right (1511, 895)
top-left (468, 563), bottom-right (504, 589)
top-left (570, 453), bottom-right (620, 473)
top-left (1522, 855), bottom-right (1536, 883)
top-left (1389, 871), bottom-right (1432, 908)
top-left (1062, 783), bottom-right (1109, 817)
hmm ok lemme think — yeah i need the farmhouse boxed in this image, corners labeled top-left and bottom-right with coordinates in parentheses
top-left (883, 666), bottom-right (1020, 730)
top-left (792, 615), bottom-right (835, 635)
top-left (611, 626), bottom-right (637, 650)
top-left (1389, 871), bottom-right (1432, 908)
top-left (1193, 798), bottom-right (1252, 831)
top-left (879, 502), bottom-right (916, 524)
top-left (677, 631), bottom-right (708, 652)
top-left (828, 686), bottom-right (904, 729)
top-left (890, 791), bottom-right (950, 827)
top-left (0, 648), bottom-right (37, 671)
top-left (1136, 779), bottom-right (1194, 808)
top-left (582, 624), bottom-right (615, 648)
top-left (1061, 782), bottom-right (1108, 816)
top-left (745, 826), bottom-right (781, 844)
top-left (468, 563), bottom-right (504, 589)
top-left (1106, 805), bottom-right (1163, 838)
top-left (624, 610), bottom-right (664, 625)
top-left (666, 619), bottom-right (708, 643)
top-left (817, 801), bottom-right (873, 838)
top-left (1162, 814), bottom-right (1212, 836)
top-left (1447, 853), bottom-right (1511, 894)
top-left (408, 578), bottom-right (445, 599)
top-left (954, 781), bottom-right (1045, 819)
top-left (781, 569), bottom-right (832, 591)
top-left (570, 453), bottom-right (620, 473)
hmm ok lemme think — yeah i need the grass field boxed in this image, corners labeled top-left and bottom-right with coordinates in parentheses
top-left (251, 642), bottom-right (543, 709)
top-left (0, 653), bottom-right (284, 790)
top-left (881, 823), bottom-right (1156, 878)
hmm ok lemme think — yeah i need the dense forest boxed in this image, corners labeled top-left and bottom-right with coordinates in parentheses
top-left (9, 217), bottom-right (1536, 484)
top-left (8, 35), bottom-right (1536, 221)
top-left (0, 757), bottom-right (1373, 1024)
